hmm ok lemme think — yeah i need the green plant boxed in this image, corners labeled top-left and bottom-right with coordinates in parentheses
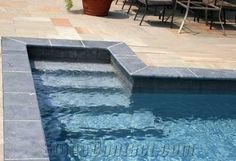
top-left (65, 0), bottom-right (73, 11)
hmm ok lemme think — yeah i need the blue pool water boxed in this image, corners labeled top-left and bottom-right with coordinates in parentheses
top-left (32, 61), bottom-right (236, 161)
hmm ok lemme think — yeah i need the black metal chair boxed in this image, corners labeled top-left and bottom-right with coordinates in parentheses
top-left (171, 0), bottom-right (225, 33)
top-left (133, 0), bottom-right (173, 25)
top-left (192, 0), bottom-right (236, 27)
top-left (206, 0), bottom-right (236, 29)
top-left (219, 0), bottom-right (236, 24)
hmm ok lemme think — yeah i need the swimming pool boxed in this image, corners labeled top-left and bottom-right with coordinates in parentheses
top-left (3, 37), bottom-right (236, 161)
top-left (32, 61), bottom-right (236, 161)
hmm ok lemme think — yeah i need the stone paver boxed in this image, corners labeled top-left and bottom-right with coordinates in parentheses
top-left (51, 18), bottom-right (72, 26)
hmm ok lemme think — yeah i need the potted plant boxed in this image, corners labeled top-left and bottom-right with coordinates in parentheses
top-left (65, 0), bottom-right (113, 16)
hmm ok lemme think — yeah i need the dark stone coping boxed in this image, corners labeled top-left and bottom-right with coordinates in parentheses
top-left (2, 37), bottom-right (236, 160)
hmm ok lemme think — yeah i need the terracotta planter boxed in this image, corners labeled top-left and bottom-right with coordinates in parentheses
top-left (82, 0), bottom-right (113, 16)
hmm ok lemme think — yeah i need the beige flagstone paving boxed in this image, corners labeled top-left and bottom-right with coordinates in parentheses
top-left (0, 0), bottom-right (236, 160)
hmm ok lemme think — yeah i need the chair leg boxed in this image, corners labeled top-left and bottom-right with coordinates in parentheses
top-left (222, 10), bottom-right (226, 25)
top-left (140, 6), bottom-right (148, 26)
top-left (162, 6), bottom-right (166, 22)
top-left (178, 0), bottom-right (190, 33)
top-left (210, 10), bottom-right (213, 29)
top-left (127, 0), bottom-right (134, 14)
top-left (122, 0), bottom-right (127, 9)
top-left (197, 11), bottom-right (200, 23)
top-left (235, 12), bottom-right (236, 24)
top-left (205, 8), bottom-right (208, 25)
top-left (194, 10), bottom-right (200, 22)
top-left (171, 1), bottom-right (177, 28)
top-left (134, 5), bottom-right (141, 20)
top-left (159, 9), bottom-right (163, 19)
top-left (218, 9), bottom-right (225, 34)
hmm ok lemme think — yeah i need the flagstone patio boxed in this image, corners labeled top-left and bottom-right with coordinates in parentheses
top-left (0, 0), bottom-right (236, 160)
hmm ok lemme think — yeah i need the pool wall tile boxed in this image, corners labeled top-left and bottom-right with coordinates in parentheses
top-left (2, 54), bottom-right (31, 72)
top-left (3, 72), bottom-right (35, 93)
top-left (4, 93), bottom-right (38, 109)
top-left (2, 50), bottom-right (28, 55)
top-left (4, 93), bottom-right (41, 121)
top-left (50, 39), bottom-right (84, 47)
top-left (113, 56), bottom-right (147, 75)
top-left (4, 121), bottom-right (49, 159)
top-left (1, 37), bottom-right (27, 51)
top-left (27, 46), bottom-right (111, 63)
top-left (4, 106), bottom-right (41, 120)
top-left (17, 160), bottom-right (49, 161)
top-left (171, 68), bottom-right (197, 78)
top-left (82, 40), bottom-right (119, 48)
top-left (108, 43), bottom-right (136, 57)
top-left (9, 37), bottom-right (51, 46)
top-left (111, 55), bottom-right (134, 89)
top-left (132, 67), bottom-right (181, 78)
top-left (189, 68), bottom-right (236, 80)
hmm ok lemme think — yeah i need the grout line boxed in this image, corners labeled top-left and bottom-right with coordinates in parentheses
top-left (114, 55), bottom-right (137, 57)
top-left (48, 39), bottom-right (52, 46)
top-left (107, 42), bottom-right (123, 49)
top-left (4, 120), bottom-right (41, 122)
top-left (8, 37), bottom-right (26, 45)
top-left (1, 50), bottom-right (26, 52)
top-left (131, 66), bottom-right (148, 75)
top-left (80, 40), bottom-right (85, 47)
top-left (5, 158), bottom-right (49, 160)
top-left (2, 53), bottom-right (27, 55)
top-left (4, 92), bottom-right (35, 95)
top-left (174, 69), bottom-right (183, 77)
top-left (187, 68), bottom-right (199, 77)
top-left (3, 71), bottom-right (31, 73)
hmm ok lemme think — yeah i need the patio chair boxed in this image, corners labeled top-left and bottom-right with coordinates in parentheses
top-left (171, 0), bottom-right (225, 33)
top-left (133, 0), bottom-right (173, 26)
top-left (207, 0), bottom-right (236, 29)
top-left (116, 0), bottom-right (135, 12)
top-left (126, 0), bottom-right (168, 15)
top-left (217, 0), bottom-right (236, 24)
top-left (192, 0), bottom-right (236, 28)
